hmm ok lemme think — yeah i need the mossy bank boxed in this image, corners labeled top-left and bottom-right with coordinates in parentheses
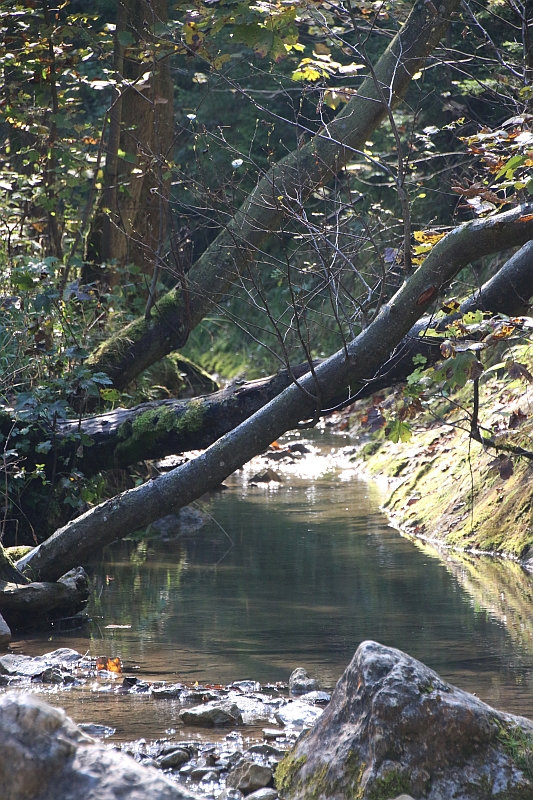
top-left (351, 417), bottom-right (533, 565)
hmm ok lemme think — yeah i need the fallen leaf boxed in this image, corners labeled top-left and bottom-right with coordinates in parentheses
top-left (96, 656), bottom-right (123, 674)
top-left (509, 409), bottom-right (527, 429)
top-left (506, 360), bottom-right (533, 382)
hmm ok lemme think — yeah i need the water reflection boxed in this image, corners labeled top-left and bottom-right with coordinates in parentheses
top-left (9, 436), bottom-right (533, 737)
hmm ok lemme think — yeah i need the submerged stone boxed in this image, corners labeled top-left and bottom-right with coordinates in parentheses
top-left (276, 640), bottom-right (533, 800)
top-left (179, 700), bottom-right (243, 727)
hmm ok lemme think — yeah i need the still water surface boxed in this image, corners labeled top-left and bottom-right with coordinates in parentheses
top-left (10, 434), bottom-right (533, 738)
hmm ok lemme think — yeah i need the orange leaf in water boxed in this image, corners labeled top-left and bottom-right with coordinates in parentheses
top-left (270, 441), bottom-right (281, 450)
top-left (96, 656), bottom-right (123, 674)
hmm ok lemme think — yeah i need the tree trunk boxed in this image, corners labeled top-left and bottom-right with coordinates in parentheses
top-left (87, 0), bottom-right (174, 285)
top-left (86, 0), bottom-right (461, 389)
top-left (17, 203), bottom-right (533, 582)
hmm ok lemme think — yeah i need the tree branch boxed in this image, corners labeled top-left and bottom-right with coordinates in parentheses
top-left (18, 203), bottom-right (533, 581)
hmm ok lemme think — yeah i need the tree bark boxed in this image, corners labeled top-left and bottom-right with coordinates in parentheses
top-left (17, 203), bottom-right (533, 582)
top-left (86, 0), bottom-right (461, 389)
top-left (87, 0), bottom-right (174, 284)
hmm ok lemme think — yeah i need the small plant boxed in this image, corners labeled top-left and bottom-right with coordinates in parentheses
top-left (496, 721), bottom-right (533, 781)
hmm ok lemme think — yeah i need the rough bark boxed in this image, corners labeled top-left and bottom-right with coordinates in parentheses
top-left (48, 239), bottom-right (533, 477)
top-left (17, 203), bottom-right (533, 581)
top-left (86, 0), bottom-right (461, 389)
top-left (86, 0), bottom-right (174, 283)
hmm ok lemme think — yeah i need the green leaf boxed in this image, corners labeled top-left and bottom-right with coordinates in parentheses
top-left (117, 30), bottom-right (135, 46)
top-left (386, 420), bottom-right (412, 443)
top-left (495, 155), bottom-right (526, 181)
top-left (35, 440), bottom-right (53, 454)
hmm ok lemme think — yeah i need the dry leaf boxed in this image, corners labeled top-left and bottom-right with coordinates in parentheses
top-left (96, 656), bottom-right (123, 674)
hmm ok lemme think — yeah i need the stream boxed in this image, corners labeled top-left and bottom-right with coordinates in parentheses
top-left (6, 431), bottom-right (533, 743)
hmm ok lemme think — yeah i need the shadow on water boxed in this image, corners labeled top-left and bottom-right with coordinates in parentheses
top-left (9, 434), bottom-right (533, 737)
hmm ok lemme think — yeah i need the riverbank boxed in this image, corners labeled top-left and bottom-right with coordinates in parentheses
top-left (335, 368), bottom-right (533, 566)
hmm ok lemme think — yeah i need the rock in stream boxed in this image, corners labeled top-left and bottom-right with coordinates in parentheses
top-left (275, 640), bottom-right (533, 800)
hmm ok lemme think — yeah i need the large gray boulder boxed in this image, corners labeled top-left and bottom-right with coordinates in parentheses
top-left (275, 641), bottom-right (533, 800)
top-left (0, 693), bottom-right (201, 800)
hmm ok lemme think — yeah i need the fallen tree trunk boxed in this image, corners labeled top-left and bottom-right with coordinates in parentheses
top-left (86, 0), bottom-right (460, 390)
top-left (0, 567), bottom-right (89, 629)
top-left (17, 203), bottom-right (533, 581)
top-left (49, 240), bottom-right (533, 477)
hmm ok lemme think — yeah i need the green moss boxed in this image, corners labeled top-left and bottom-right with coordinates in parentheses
top-left (361, 440), bottom-right (382, 458)
top-left (5, 545), bottom-right (33, 561)
top-left (367, 770), bottom-right (412, 800)
top-left (496, 721), bottom-right (533, 781)
top-left (275, 754), bottom-right (308, 796)
top-left (115, 399), bottom-right (205, 464)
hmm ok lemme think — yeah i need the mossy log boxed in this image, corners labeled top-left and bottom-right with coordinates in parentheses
top-left (52, 241), bottom-right (533, 478)
top-left (86, 0), bottom-right (460, 390)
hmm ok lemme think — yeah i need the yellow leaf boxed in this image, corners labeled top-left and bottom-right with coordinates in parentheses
top-left (413, 230), bottom-right (446, 245)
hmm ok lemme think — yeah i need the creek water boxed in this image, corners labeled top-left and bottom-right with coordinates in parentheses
top-left (8, 433), bottom-right (533, 740)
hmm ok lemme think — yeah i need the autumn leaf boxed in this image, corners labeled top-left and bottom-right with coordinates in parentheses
top-left (441, 298), bottom-right (461, 314)
top-left (413, 230), bottom-right (446, 245)
top-left (96, 656), bottom-right (123, 674)
top-left (506, 360), bottom-right (533, 382)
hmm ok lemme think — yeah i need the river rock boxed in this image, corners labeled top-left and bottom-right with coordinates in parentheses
top-left (288, 667), bottom-right (319, 695)
top-left (276, 640), bottom-right (533, 800)
top-left (299, 690), bottom-right (330, 705)
top-left (0, 647), bottom-right (81, 678)
top-left (78, 722), bottom-right (116, 738)
top-left (274, 700), bottom-right (322, 728)
top-left (157, 748), bottom-right (191, 769)
top-left (227, 759), bottom-right (273, 794)
top-left (179, 700), bottom-right (243, 727)
top-left (0, 692), bottom-right (202, 800)
top-left (228, 691), bottom-right (275, 724)
top-left (246, 790), bottom-right (278, 800)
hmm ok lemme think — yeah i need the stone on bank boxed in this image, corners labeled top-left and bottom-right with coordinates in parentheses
top-left (275, 640), bottom-right (533, 800)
